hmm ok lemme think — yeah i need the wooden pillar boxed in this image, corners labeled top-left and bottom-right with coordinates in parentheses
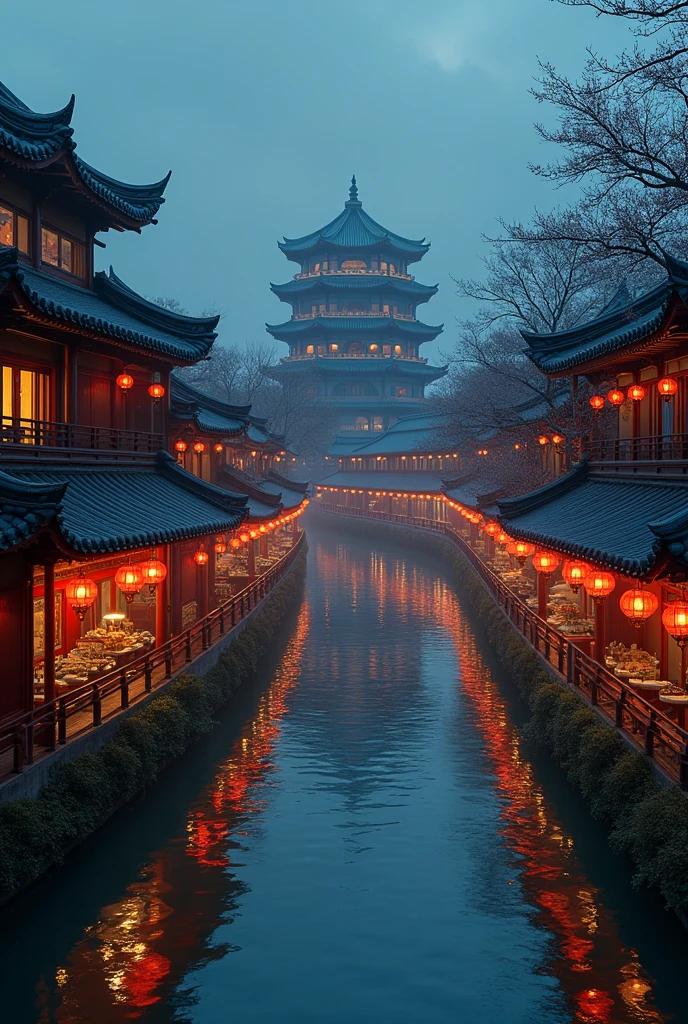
top-left (594, 599), bottom-right (606, 664)
top-left (208, 542), bottom-right (217, 611)
top-left (155, 545), bottom-right (169, 645)
top-left (248, 539), bottom-right (256, 581)
top-left (170, 542), bottom-right (183, 636)
top-left (197, 562), bottom-right (208, 619)
top-left (260, 534), bottom-right (269, 558)
top-left (43, 561), bottom-right (56, 704)
top-left (537, 572), bottom-right (548, 620)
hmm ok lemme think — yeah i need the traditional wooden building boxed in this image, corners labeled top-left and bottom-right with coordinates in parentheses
top-left (266, 178), bottom-right (446, 436)
top-left (495, 259), bottom-right (688, 686)
top-left (0, 80), bottom-right (262, 724)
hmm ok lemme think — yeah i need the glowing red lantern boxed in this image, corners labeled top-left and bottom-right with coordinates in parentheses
top-left (551, 434), bottom-right (564, 445)
top-left (532, 551), bottom-right (560, 577)
top-left (483, 522), bottom-right (499, 536)
top-left (139, 558), bottom-right (167, 595)
top-left (194, 548), bottom-right (209, 566)
top-left (607, 389), bottom-right (625, 406)
top-left (662, 601), bottom-right (688, 642)
top-left (230, 538), bottom-right (241, 550)
top-left (583, 570), bottom-right (616, 602)
top-left (239, 532), bottom-right (250, 544)
top-left (116, 373), bottom-right (134, 392)
top-left (538, 435), bottom-right (549, 446)
top-left (620, 588), bottom-right (658, 628)
top-left (562, 560), bottom-right (591, 594)
top-left (174, 440), bottom-right (187, 453)
top-left (214, 443), bottom-right (224, 453)
top-left (589, 395), bottom-right (605, 411)
top-left (658, 377), bottom-right (678, 400)
top-left (193, 441), bottom-right (206, 454)
top-left (506, 540), bottom-right (535, 565)
top-left (115, 564), bottom-right (144, 604)
top-left (65, 575), bottom-right (98, 621)
top-left (215, 539), bottom-right (227, 554)
top-left (496, 531), bottom-right (509, 544)
top-left (627, 384), bottom-right (646, 402)
top-left (148, 383), bottom-right (165, 402)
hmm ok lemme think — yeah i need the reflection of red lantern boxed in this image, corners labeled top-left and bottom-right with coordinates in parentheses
top-left (174, 440), bottom-right (187, 453)
top-left (620, 588), bottom-right (658, 627)
top-left (583, 570), bottom-right (616, 602)
top-left (139, 559), bottom-right (167, 595)
top-left (589, 395), bottom-right (605, 410)
top-left (532, 551), bottom-right (560, 577)
top-left (658, 377), bottom-right (678, 400)
top-left (116, 373), bottom-right (134, 392)
top-left (148, 383), bottom-right (165, 402)
top-left (194, 548), bottom-right (209, 566)
top-left (627, 384), bottom-right (645, 402)
top-left (562, 560), bottom-right (591, 594)
top-left (65, 575), bottom-right (98, 621)
top-left (607, 389), bottom-right (625, 406)
top-left (115, 564), bottom-right (144, 604)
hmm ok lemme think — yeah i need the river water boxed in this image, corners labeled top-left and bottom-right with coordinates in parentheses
top-left (1, 520), bottom-right (687, 1023)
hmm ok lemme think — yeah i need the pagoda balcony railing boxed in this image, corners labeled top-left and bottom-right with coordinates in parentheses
top-left (585, 433), bottom-right (688, 463)
top-left (0, 417), bottom-right (164, 455)
top-left (294, 269), bottom-right (414, 281)
top-left (292, 311), bottom-right (415, 321)
top-left (281, 353), bottom-right (428, 363)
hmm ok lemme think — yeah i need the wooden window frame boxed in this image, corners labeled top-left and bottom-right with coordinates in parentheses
top-left (41, 222), bottom-right (86, 281)
top-left (0, 201), bottom-right (31, 257)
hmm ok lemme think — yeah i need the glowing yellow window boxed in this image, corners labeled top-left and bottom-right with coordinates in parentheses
top-left (306, 345), bottom-right (314, 355)
top-left (341, 259), bottom-right (367, 271)
top-left (369, 344), bottom-right (379, 353)
top-left (394, 345), bottom-right (402, 355)
top-left (329, 344), bottom-right (338, 353)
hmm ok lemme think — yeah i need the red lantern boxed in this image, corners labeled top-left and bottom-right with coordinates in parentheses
top-left (65, 575), bottom-right (98, 621)
top-left (551, 434), bottom-right (564, 445)
top-left (607, 389), bottom-right (625, 406)
top-left (148, 383), bottom-right (165, 402)
top-left (239, 532), bottom-right (250, 544)
top-left (139, 558), bottom-right (167, 594)
top-left (589, 395), bottom-right (605, 411)
top-left (194, 548), bottom-right (209, 566)
top-left (214, 443), bottom-right (224, 453)
top-left (658, 377), bottom-right (678, 400)
top-left (215, 539), bottom-right (227, 554)
top-left (174, 440), bottom-right (187, 453)
top-left (497, 531), bottom-right (509, 544)
top-left (116, 373), bottom-right (134, 392)
top-left (115, 564), bottom-right (143, 604)
top-left (620, 588), bottom-right (658, 628)
top-left (627, 384), bottom-right (646, 402)
top-left (562, 560), bottom-right (591, 594)
top-left (193, 441), bottom-right (206, 454)
top-left (583, 570), bottom-right (616, 602)
top-left (230, 538), bottom-right (241, 550)
top-left (506, 540), bottom-right (535, 565)
top-left (532, 551), bottom-right (560, 577)
top-left (538, 435), bottom-right (550, 446)
top-left (483, 522), bottom-right (499, 536)
top-left (662, 600), bottom-right (688, 642)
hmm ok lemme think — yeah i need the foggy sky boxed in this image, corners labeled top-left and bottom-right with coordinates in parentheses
top-left (3, 0), bottom-right (626, 367)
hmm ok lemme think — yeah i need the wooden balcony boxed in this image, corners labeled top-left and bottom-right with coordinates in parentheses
top-left (584, 433), bottom-right (688, 478)
top-left (0, 418), bottom-right (164, 461)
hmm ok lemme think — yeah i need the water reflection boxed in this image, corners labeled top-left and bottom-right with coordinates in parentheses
top-left (2, 526), bottom-right (682, 1022)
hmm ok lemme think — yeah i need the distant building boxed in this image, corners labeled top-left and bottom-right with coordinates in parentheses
top-left (266, 178), bottom-right (447, 437)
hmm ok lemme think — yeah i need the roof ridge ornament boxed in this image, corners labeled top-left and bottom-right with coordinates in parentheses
top-left (347, 174), bottom-right (361, 206)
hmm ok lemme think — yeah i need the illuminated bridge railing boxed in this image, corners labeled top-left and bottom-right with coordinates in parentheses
top-left (316, 502), bottom-right (688, 789)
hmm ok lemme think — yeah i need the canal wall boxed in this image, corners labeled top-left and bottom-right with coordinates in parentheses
top-left (0, 543), bottom-right (307, 907)
top-left (316, 511), bottom-right (688, 927)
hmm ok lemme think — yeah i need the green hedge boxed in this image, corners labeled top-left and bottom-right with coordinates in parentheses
top-left (0, 545), bottom-right (307, 904)
top-left (319, 513), bottom-right (688, 921)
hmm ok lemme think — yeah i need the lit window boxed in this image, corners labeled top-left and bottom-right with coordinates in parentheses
top-left (395, 387), bottom-right (407, 396)
top-left (369, 344), bottom-right (379, 353)
top-left (329, 344), bottom-right (338, 352)
top-left (341, 259), bottom-right (367, 271)
top-left (394, 345), bottom-right (402, 355)
top-left (41, 227), bottom-right (85, 277)
top-left (0, 205), bottom-right (30, 254)
top-left (306, 345), bottom-right (314, 355)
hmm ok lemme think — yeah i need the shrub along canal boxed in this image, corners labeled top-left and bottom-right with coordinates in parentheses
top-left (1, 519), bottom-right (687, 1023)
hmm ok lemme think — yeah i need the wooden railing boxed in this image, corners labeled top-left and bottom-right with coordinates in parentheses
top-left (0, 533), bottom-right (305, 778)
top-left (584, 432), bottom-right (688, 463)
top-left (317, 502), bottom-right (688, 788)
top-left (0, 418), bottom-right (164, 454)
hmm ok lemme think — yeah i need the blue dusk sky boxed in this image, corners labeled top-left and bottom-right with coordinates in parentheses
top-left (2, 1), bottom-right (626, 364)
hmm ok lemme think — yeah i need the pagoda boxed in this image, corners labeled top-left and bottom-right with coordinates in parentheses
top-left (266, 178), bottom-right (446, 436)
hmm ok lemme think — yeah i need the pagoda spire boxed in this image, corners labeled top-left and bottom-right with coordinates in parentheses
top-left (347, 174), bottom-right (361, 206)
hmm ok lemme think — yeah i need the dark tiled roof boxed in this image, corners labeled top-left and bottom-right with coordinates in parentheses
top-left (262, 469), bottom-right (310, 511)
top-left (317, 471), bottom-right (444, 493)
top-left (170, 376), bottom-right (249, 436)
top-left (443, 474), bottom-right (503, 511)
top-left (498, 462), bottom-right (688, 576)
top-left (340, 412), bottom-right (450, 455)
top-left (267, 356), bottom-right (447, 381)
top-left (0, 472), bottom-right (65, 551)
top-left (266, 315), bottom-right (443, 340)
top-left (220, 465), bottom-right (282, 521)
top-left (271, 275), bottom-right (437, 302)
top-left (278, 180), bottom-right (430, 263)
top-left (0, 80), bottom-right (169, 225)
top-left (0, 253), bottom-right (218, 364)
top-left (0, 452), bottom-right (247, 556)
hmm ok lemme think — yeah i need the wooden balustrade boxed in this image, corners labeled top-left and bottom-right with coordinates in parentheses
top-left (584, 432), bottom-right (688, 463)
top-left (0, 417), bottom-right (164, 453)
top-left (0, 533), bottom-right (304, 778)
top-left (317, 501), bottom-right (688, 788)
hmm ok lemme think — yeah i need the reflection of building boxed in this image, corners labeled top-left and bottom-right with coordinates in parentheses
top-left (266, 178), bottom-right (446, 436)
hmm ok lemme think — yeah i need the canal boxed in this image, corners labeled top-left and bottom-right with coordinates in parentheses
top-left (1, 520), bottom-right (687, 1023)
